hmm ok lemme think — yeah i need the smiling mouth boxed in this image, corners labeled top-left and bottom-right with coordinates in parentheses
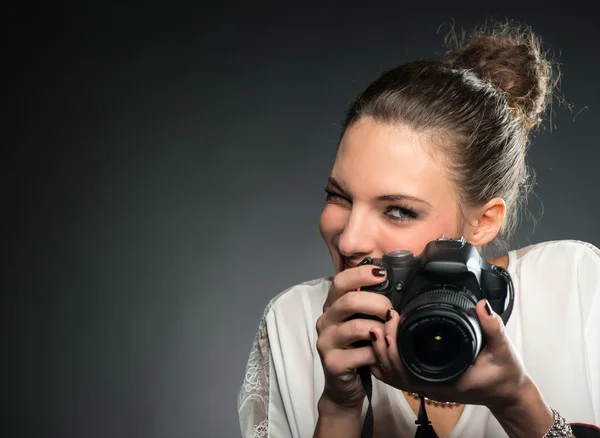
top-left (341, 256), bottom-right (359, 271)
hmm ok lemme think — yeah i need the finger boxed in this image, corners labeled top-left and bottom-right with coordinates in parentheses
top-left (477, 299), bottom-right (508, 353)
top-left (324, 265), bottom-right (387, 310)
top-left (380, 309), bottom-right (426, 393)
top-left (383, 308), bottom-right (403, 372)
top-left (382, 309), bottom-right (440, 396)
top-left (369, 326), bottom-right (392, 377)
top-left (324, 291), bottom-right (392, 326)
top-left (323, 346), bottom-right (378, 376)
top-left (325, 318), bottom-right (386, 350)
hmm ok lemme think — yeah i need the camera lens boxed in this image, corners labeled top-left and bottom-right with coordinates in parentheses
top-left (397, 288), bottom-right (482, 382)
top-left (412, 321), bottom-right (461, 368)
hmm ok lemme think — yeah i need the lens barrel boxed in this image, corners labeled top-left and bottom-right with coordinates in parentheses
top-left (397, 289), bottom-right (482, 382)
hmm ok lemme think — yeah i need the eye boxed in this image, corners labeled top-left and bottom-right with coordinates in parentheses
top-left (324, 188), bottom-right (351, 204)
top-left (385, 205), bottom-right (418, 222)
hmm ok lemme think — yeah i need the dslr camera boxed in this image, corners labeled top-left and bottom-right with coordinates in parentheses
top-left (358, 236), bottom-right (514, 383)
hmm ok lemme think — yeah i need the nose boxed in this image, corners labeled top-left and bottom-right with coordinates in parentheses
top-left (337, 207), bottom-right (375, 260)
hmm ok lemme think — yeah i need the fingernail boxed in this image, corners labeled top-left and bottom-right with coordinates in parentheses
top-left (372, 268), bottom-right (386, 277)
top-left (386, 309), bottom-right (392, 321)
top-left (484, 300), bottom-right (493, 316)
top-left (370, 331), bottom-right (377, 342)
top-left (385, 336), bottom-right (391, 347)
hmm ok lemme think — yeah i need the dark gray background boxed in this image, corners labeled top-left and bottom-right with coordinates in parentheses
top-left (3, 1), bottom-right (599, 437)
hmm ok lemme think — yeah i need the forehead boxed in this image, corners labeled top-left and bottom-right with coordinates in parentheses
top-left (333, 118), bottom-right (455, 201)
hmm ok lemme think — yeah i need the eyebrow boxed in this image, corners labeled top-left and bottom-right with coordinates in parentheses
top-left (327, 177), bottom-right (432, 206)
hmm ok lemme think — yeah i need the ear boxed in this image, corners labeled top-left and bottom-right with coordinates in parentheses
top-left (465, 197), bottom-right (506, 247)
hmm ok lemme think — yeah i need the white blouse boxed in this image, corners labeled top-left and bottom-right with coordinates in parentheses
top-left (237, 240), bottom-right (600, 437)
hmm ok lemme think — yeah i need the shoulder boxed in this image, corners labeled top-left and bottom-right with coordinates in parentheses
top-left (512, 238), bottom-right (600, 262)
top-left (255, 277), bottom-right (332, 359)
top-left (262, 276), bottom-right (332, 322)
top-left (511, 239), bottom-right (600, 324)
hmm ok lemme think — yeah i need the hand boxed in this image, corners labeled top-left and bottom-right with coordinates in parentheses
top-left (368, 299), bottom-right (531, 410)
top-left (315, 265), bottom-right (393, 412)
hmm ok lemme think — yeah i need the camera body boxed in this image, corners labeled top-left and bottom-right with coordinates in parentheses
top-left (359, 236), bottom-right (513, 383)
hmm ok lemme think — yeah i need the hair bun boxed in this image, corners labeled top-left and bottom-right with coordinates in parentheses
top-left (443, 21), bottom-right (556, 133)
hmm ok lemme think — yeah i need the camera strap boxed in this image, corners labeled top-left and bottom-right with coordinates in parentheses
top-left (358, 367), bottom-right (374, 437)
top-left (358, 368), bottom-right (439, 438)
top-left (495, 266), bottom-right (515, 325)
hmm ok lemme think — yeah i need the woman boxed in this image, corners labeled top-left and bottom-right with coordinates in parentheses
top-left (237, 22), bottom-right (600, 437)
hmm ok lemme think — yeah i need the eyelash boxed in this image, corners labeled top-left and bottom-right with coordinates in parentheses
top-left (324, 189), bottom-right (419, 222)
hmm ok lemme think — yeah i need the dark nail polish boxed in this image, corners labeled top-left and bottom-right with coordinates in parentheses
top-left (386, 309), bottom-right (392, 321)
top-left (484, 300), bottom-right (493, 316)
top-left (385, 336), bottom-right (390, 347)
top-left (372, 268), bottom-right (386, 277)
top-left (370, 332), bottom-right (377, 342)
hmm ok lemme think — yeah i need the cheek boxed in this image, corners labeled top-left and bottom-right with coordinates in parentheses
top-left (319, 204), bottom-right (347, 241)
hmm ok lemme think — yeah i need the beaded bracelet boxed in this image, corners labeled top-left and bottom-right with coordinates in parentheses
top-left (542, 408), bottom-right (573, 437)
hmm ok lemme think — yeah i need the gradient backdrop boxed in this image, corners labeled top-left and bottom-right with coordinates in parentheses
top-left (4, 2), bottom-right (599, 437)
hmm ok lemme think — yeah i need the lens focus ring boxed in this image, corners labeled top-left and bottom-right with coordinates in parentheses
top-left (402, 289), bottom-right (477, 316)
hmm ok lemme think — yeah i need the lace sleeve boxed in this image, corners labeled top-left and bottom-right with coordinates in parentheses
top-left (237, 303), bottom-right (274, 438)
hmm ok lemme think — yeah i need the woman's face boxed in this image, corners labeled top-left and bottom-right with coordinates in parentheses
top-left (319, 117), bottom-right (469, 273)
